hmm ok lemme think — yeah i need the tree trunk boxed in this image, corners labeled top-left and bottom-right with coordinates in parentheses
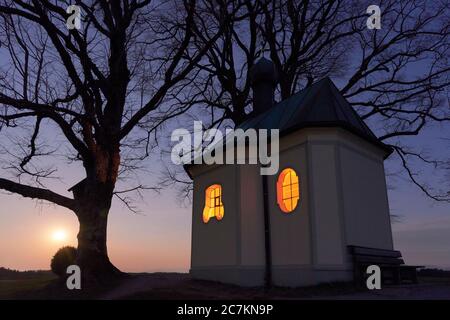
top-left (75, 202), bottom-right (125, 286)
top-left (71, 146), bottom-right (123, 286)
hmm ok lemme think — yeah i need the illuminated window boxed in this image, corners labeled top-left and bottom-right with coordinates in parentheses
top-left (276, 168), bottom-right (300, 213)
top-left (203, 184), bottom-right (224, 223)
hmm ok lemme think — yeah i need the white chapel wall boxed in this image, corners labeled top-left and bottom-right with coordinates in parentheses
top-left (191, 164), bottom-right (239, 268)
top-left (268, 142), bottom-right (312, 267)
top-left (337, 134), bottom-right (394, 250)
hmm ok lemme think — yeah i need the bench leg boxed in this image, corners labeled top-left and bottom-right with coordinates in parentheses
top-left (353, 263), bottom-right (366, 287)
top-left (393, 268), bottom-right (401, 285)
top-left (411, 269), bottom-right (418, 284)
top-left (354, 264), bottom-right (361, 286)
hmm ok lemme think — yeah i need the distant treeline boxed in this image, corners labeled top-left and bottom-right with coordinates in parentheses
top-left (418, 268), bottom-right (450, 278)
top-left (0, 267), bottom-right (52, 280)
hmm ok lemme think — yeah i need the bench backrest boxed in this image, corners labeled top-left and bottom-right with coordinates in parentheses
top-left (348, 245), bottom-right (404, 266)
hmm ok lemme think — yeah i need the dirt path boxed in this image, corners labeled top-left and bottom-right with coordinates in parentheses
top-left (100, 273), bottom-right (190, 300)
top-left (99, 274), bottom-right (450, 300)
top-left (323, 283), bottom-right (450, 299)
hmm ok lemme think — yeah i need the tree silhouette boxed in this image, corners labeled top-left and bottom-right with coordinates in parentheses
top-left (0, 0), bottom-right (229, 283)
top-left (0, 0), bottom-right (448, 285)
top-left (178, 0), bottom-right (449, 202)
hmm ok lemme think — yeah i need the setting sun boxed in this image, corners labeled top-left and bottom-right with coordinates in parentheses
top-left (51, 229), bottom-right (67, 242)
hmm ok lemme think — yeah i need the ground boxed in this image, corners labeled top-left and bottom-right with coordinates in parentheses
top-left (0, 276), bottom-right (56, 299)
top-left (1, 272), bottom-right (450, 300)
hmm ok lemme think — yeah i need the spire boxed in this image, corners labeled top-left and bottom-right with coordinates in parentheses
top-left (250, 58), bottom-right (278, 115)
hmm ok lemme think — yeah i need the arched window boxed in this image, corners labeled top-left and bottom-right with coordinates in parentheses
top-left (277, 168), bottom-right (300, 213)
top-left (203, 184), bottom-right (224, 223)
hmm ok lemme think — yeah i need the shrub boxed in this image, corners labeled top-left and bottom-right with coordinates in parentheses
top-left (50, 246), bottom-right (77, 277)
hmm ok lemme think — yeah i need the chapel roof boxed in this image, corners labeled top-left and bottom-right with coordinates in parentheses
top-left (237, 77), bottom-right (390, 153)
top-left (184, 77), bottom-right (392, 177)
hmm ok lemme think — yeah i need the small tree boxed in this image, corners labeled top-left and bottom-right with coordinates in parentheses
top-left (51, 246), bottom-right (77, 277)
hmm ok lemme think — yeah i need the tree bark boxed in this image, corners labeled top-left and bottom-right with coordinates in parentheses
top-left (74, 194), bottom-right (125, 285)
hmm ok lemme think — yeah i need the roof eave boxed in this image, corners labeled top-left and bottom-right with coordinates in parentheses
top-left (182, 123), bottom-right (393, 177)
top-left (280, 122), bottom-right (393, 159)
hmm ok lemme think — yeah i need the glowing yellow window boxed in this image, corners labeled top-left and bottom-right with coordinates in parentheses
top-left (277, 168), bottom-right (300, 213)
top-left (203, 184), bottom-right (224, 223)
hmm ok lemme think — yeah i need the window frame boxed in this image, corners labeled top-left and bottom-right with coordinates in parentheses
top-left (202, 184), bottom-right (224, 223)
top-left (276, 167), bottom-right (300, 213)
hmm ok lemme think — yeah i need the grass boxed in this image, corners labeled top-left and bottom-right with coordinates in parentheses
top-left (418, 276), bottom-right (450, 285)
top-left (0, 275), bottom-right (57, 299)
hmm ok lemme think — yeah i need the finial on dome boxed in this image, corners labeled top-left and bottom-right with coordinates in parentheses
top-left (250, 57), bottom-right (278, 86)
top-left (250, 58), bottom-right (277, 115)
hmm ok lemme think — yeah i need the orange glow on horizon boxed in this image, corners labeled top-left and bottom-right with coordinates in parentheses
top-left (0, 192), bottom-right (192, 273)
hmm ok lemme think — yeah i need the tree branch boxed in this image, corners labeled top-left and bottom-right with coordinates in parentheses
top-left (0, 177), bottom-right (76, 210)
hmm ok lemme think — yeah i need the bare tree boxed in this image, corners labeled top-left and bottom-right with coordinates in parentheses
top-left (0, 0), bottom-right (230, 283)
top-left (179, 0), bottom-right (450, 202)
top-left (0, 0), bottom-right (448, 285)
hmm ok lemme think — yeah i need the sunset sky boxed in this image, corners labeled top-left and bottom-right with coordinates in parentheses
top-left (0, 118), bottom-right (449, 272)
top-left (0, 0), bottom-right (448, 276)
top-left (0, 172), bottom-right (192, 273)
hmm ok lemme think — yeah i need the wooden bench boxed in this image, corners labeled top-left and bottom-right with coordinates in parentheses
top-left (348, 245), bottom-right (424, 285)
